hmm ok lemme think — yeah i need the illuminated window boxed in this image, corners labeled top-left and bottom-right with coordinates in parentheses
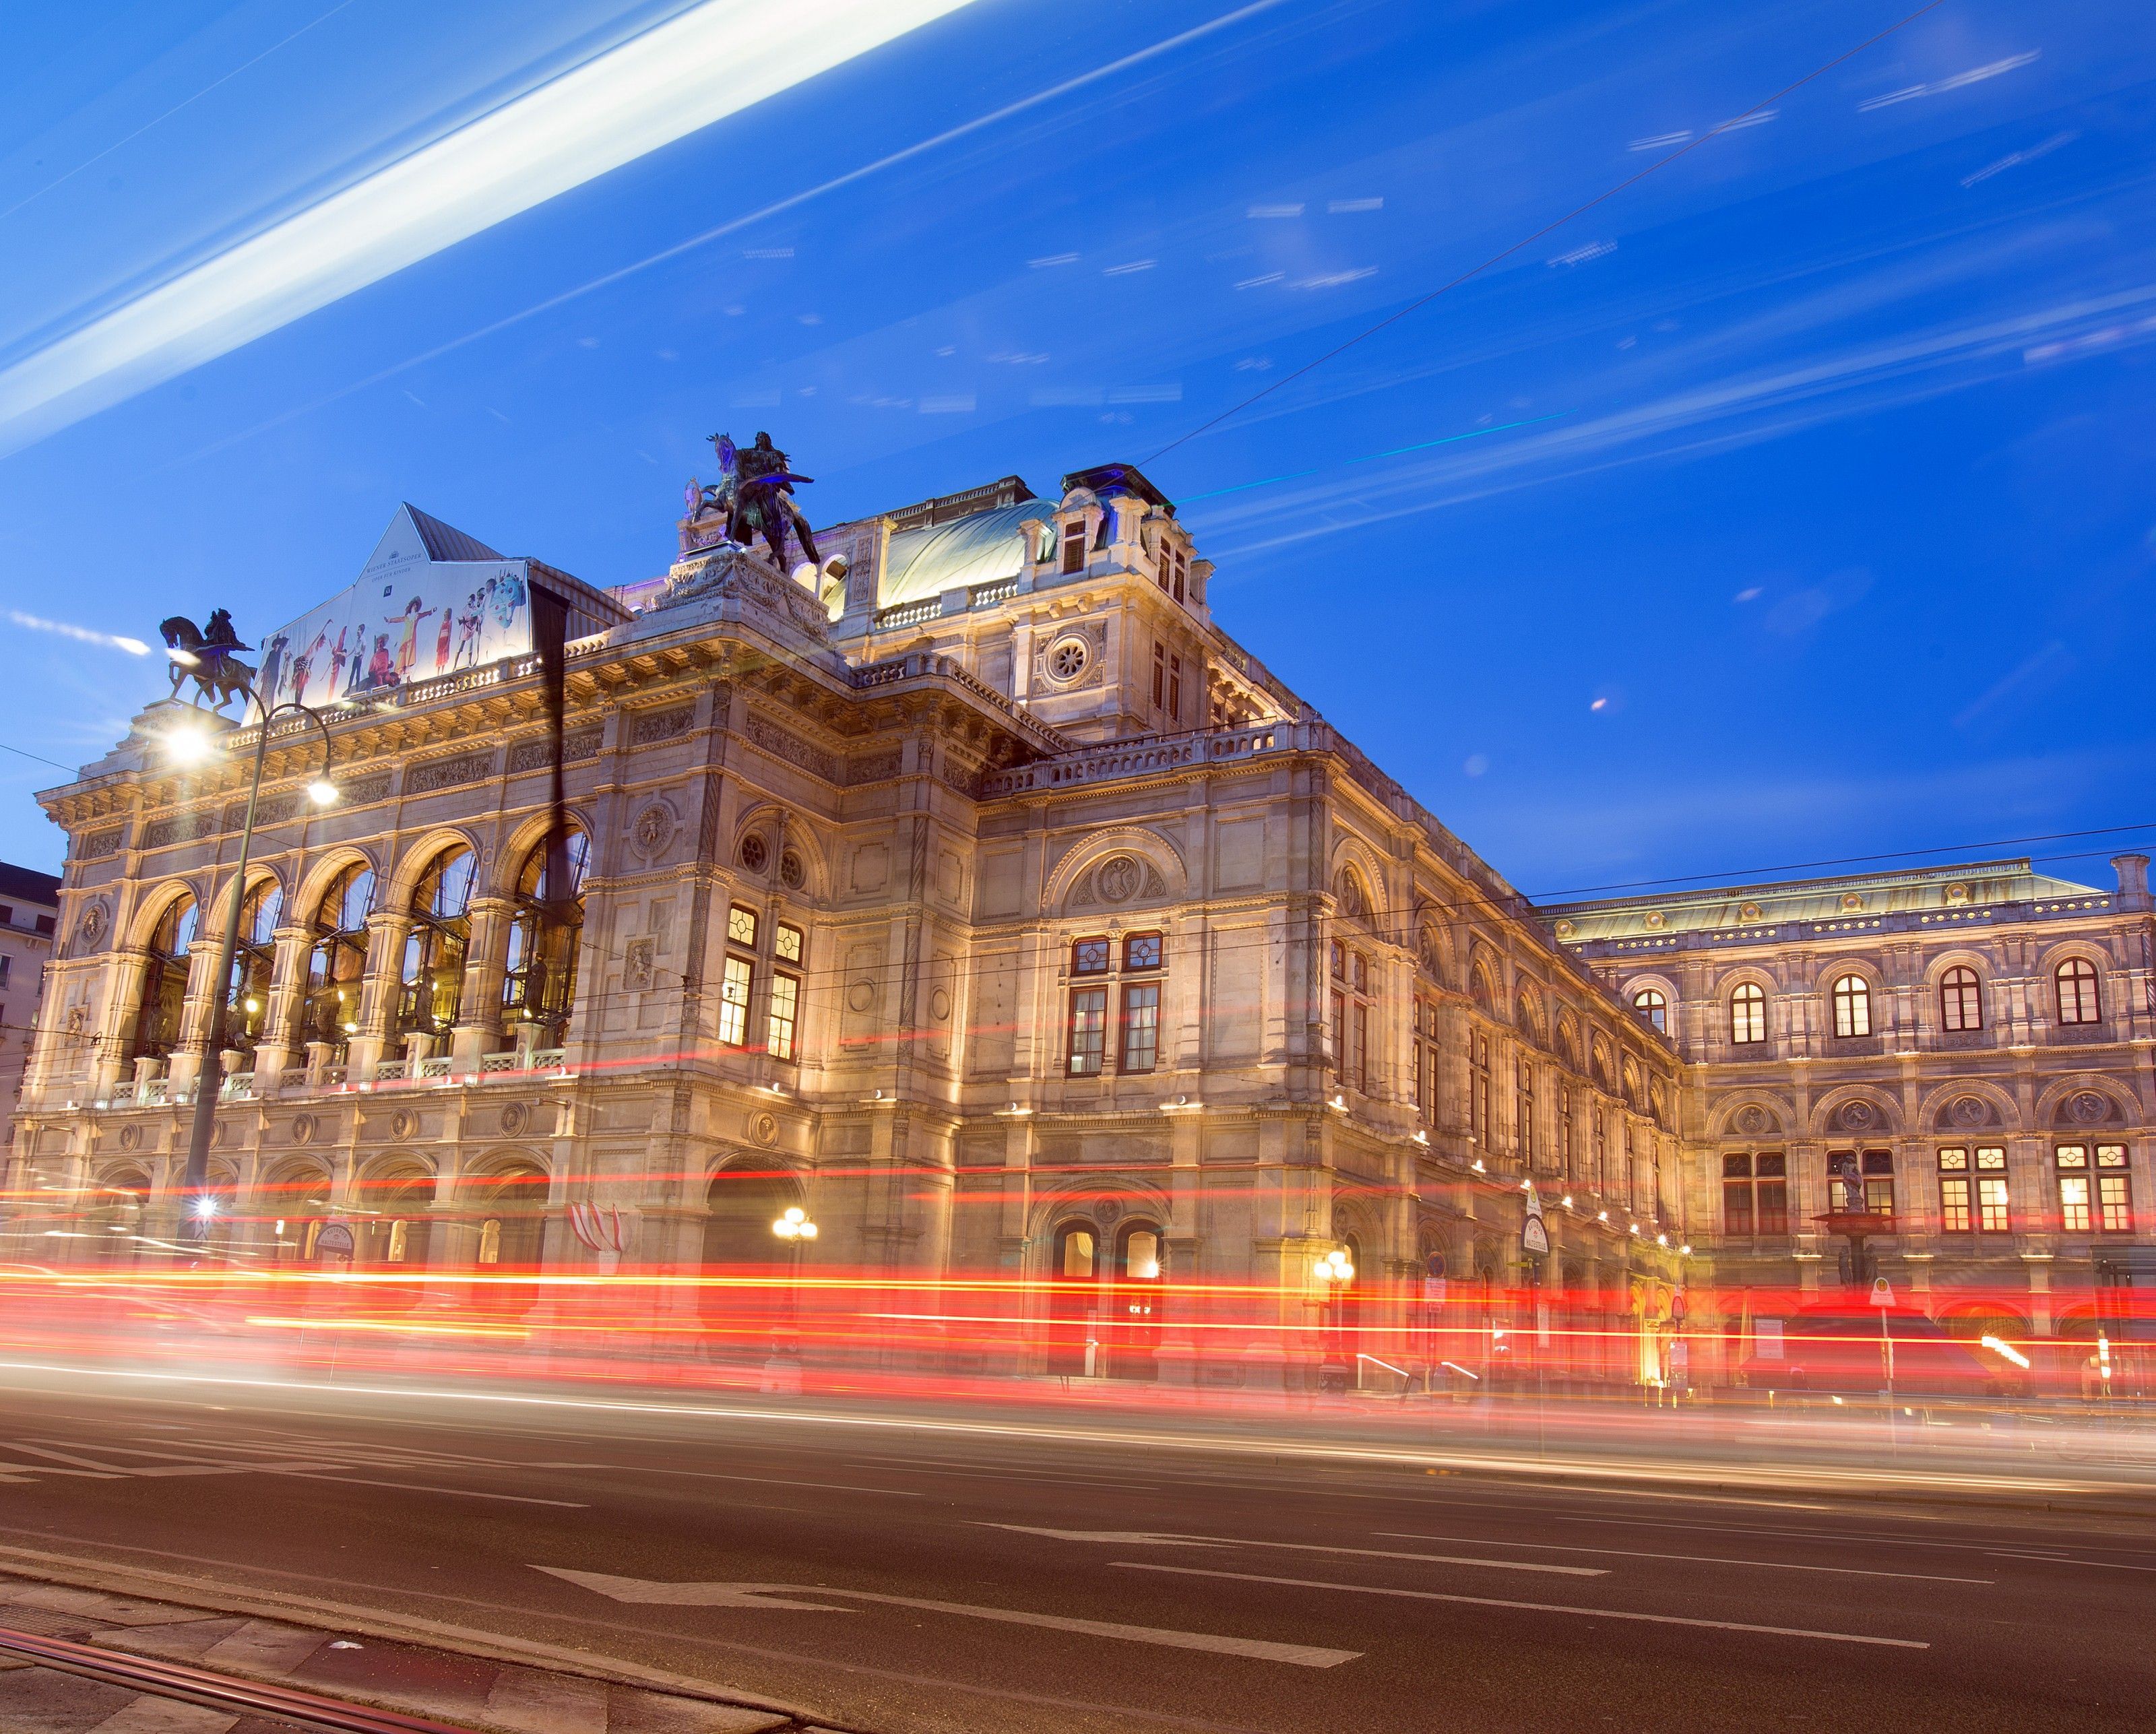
top-left (2056, 957), bottom-right (2101, 1025)
top-left (1862, 1149), bottom-right (1895, 1217)
top-left (303, 862), bottom-right (377, 1054)
top-left (728, 905), bottom-right (759, 949)
top-left (718, 956), bottom-right (753, 1046)
top-left (1730, 983), bottom-right (1765, 1045)
top-left (478, 1219), bottom-right (503, 1265)
top-left (1120, 983), bottom-right (1160, 1073)
top-left (1060, 516), bottom-right (1087, 574)
top-left (1124, 932), bottom-right (1162, 971)
top-left (775, 922), bottom-right (804, 966)
top-left (1073, 937), bottom-right (1110, 975)
top-left (1632, 988), bottom-right (1666, 1033)
top-left (2097, 1145), bottom-right (2133, 1232)
top-left (501, 831), bottom-right (588, 1037)
top-left (1940, 965), bottom-right (1981, 1032)
top-left (1067, 988), bottom-right (1108, 1075)
top-left (767, 973), bottom-right (800, 1062)
top-left (392, 850), bottom-right (472, 1046)
top-left (1831, 973), bottom-right (1871, 1038)
top-left (132, 891), bottom-right (200, 1061)
top-left (1943, 1145), bottom-right (2011, 1233)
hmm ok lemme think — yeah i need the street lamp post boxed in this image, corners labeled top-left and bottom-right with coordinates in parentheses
top-left (771, 1204), bottom-right (818, 1347)
top-left (166, 693), bottom-right (339, 1252)
top-left (1312, 1246), bottom-right (1354, 1393)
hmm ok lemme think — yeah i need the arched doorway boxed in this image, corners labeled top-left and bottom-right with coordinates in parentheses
top-left (1045, 1221), bottom-right (1098, 1376)
top-left (468, 1161), bottom-right (548, 1314)
top-left (354, 1160), bottom-right (434, 1306)
top-left (700, 1165), bottom-right (803, 1353)
top-left (260, 1162), bottom-right (333, 1262)
top-left (1106, 1222), bottom-right (1163, 1380)
top-left (87, 1170), bottom-right (150, 1264)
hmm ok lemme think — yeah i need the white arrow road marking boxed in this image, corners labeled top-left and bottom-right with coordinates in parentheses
top-left (1114, 1564), bottom-right (1928, 1649)
top-left (980, 1525), bottom-right (1602, 1576)
top-left (536, 1566), bottom-right (1360, 1667)
top-left (1376, 1532), bottom-right (1992, 1584)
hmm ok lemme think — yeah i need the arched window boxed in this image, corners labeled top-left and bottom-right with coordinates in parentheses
top-left (1631, 988), bottom-right (1667, 1033)
top-left (1729, 983), bottom-right (1765, 1046)
top-left (503, 829), bottom-right (589, 1039)
top-left (1046, 1221), bottom-right (1099, 1375)
top-left (1831, 973), bottom-right (1871, 1038)
top-left (1940, 965), bottom-right (1982, 1033)
top-left (218, 878), bottom-right (282, 1053)
top-left (131, 893), bottom-right (199, 1061)
top-left (2056, 957), bottom-right (2101, 1025)
top-left (301, 864), bottom-right (375, 1054)
top-left (392, 847), bottom-right (476, 1045)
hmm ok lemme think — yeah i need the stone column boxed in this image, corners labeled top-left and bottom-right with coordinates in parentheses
top-left (452, 897), bottom-right (516, 1064)
top-left (166, 937), bottom-right (225, 1095)
top-left (94, 951), bottom-right (152, 1101)
top-left (252, 925), bottom-right (314, 1086)
top-left (345, 910), bottom-right (408, 1080)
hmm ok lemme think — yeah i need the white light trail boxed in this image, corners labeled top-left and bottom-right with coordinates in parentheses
top-left (0, 0), bottom-right (977, 454)
top-left (8, 611), bottom-right (151, 656)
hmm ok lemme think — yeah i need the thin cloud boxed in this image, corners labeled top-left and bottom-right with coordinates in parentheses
top-left (9, 611), bottom-right (151, 656)
top-left (0, 0), bottom-right (980, 455)
top-left (1859, 50), bottom-right (2039, 112)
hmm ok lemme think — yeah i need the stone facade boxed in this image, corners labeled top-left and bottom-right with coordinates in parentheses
top-left (23, 455), bottom-right (2139, 1388)
top-left (1546, 857), bottom-right (2156, 1370)
top-left (0, 863), bottom-right (61, 1162)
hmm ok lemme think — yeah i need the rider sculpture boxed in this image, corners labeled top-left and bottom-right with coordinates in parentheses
top-left (697, 430), bottom-right (822, 571)
top-left (159, 609), bottom-right (258, 713)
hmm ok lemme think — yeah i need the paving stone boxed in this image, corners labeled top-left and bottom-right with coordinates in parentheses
top-left (105, 1620), bottom-right (250, 1663)
top-left (83, 1696), bottom-right (240, 1733)
top-left (0, 1663), bottom-right (139, 1732)
top-left (482, 1663), bottom-right (609, 1734)
top-left (7, 1587), bottom-right (210, 1628)
top-left (195, 1621), bottom-right (326, 1679)
top-left (604, 1685), bottom-right (792, 1733)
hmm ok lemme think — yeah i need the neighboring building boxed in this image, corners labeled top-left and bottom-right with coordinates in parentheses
top-left (0, 862), bottom-right (61, 1167)
top-left (1546, 858), bottom-right (2156, 1376)
top-left (7, 449), bottom-right (2146, 1388)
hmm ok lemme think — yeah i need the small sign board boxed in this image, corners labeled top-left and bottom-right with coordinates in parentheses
top-left (313, 1221), bottom-right (356, 1258)
top-left (1869, 1275), bottom-right (1895, 1308)
top-left (1421, 1252), bottom-right (1447, 1307)
top-left (1521, 1187), bottom-right (1550, 1258)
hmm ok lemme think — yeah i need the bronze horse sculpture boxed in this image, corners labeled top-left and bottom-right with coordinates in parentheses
top-left (160, 613), bottom-right (256, 713)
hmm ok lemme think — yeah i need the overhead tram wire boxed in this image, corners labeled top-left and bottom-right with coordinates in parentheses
top-left (1139, 0), bottom-right (1953, 468)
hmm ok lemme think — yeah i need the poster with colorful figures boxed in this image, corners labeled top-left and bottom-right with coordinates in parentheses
top-left (254, 505), bottom-right (532, 713)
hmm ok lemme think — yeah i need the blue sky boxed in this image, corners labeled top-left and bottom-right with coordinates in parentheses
top-left (2, 0), bottom-right (2150, 894)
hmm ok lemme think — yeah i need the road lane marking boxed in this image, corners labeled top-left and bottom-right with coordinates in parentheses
top-left (537, 1566), bottom-right (1360, 1667)
top-left (530, 1462), bottom-right (924, 1497)
top-left (843, 1458), bottom-right (1143, 1490)
top-left (1112, 1563), bottom-right (1930, 1648)
top-left (982, 1525), bottom-right (1604, 1576)
top-left (270, 1471), bottom-right (585, 1508)
top-left (1987, 1551), bottom-right (2156, 1573)
top-left (1374, 1532), bottom-right (1992, 1584)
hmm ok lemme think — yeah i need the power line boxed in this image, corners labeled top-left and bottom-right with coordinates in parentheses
top-left (1141, 0), bottom-right (1951, 466)
top-left (0, 740), bottom-right (77, 774)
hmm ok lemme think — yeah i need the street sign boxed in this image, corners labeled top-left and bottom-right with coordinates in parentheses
top-left (1421, 1252), bottom-right (1447, 1306)
top-left (313, 1221), bottom-right (356, 1258)
top-left (1869, 1275), bottom-right (1894, 1308)
top-left (1521, 1186), bottom-right (1549, 1258)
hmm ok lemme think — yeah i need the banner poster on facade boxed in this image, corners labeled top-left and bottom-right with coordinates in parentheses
top-left (254, 509), bottom-right (534, 715)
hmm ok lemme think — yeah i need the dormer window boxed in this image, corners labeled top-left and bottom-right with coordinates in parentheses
top-left (1060, 517), bottom-right (1087, 575)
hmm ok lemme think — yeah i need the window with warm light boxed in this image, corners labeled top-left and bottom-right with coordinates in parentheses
top-left (303, 862), bottom-right (376, 1054)
top-left (1831, 973), bottom-right (1871, 1037)
top-left (391, 849), bottom-right (472, 1046)
top-left (501, 830), bottom-right (588, 1037)
top-left (1730, 983), bottom-right (1765, 1045)
top-left (2056, 957), bottom-right (2101, 1025)
top-left (1940, 965), bottom-right (1981, 1032)
top-left (131, 891), bottom-right (200, 1061)
top-left (1632, 988), bottom-right (1666, 1033)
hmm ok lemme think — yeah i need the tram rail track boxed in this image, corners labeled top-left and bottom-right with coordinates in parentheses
top-left (0, 1621), bottom-right (480, 1733)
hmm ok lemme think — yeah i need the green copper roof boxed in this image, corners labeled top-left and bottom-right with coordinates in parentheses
top-left (879, 499), bottom-right (1050, 611)
top-left (1542, 858), bottom-right (2106, 944)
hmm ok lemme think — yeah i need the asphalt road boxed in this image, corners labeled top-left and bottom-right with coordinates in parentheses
top-left (0, 1370), bottom-right (2147, 1734)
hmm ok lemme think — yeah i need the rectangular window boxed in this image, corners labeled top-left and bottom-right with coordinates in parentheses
top-left (1940, 1176), bottom-right (1972, 1233)
top-left (1120, 982), bottom-right (1160, 1072)
top-left (1977, 1175), bottom-right (2011, 1233)
top-left (1061, 518), bottom-right (1087, 574)
top-left (1330, 939), bottom-right (1344, 979)
top-left (1168, 654), bottom-right (1182, 719)
top-left (1723, 1177), bottom-right (1754, 1235)
top-left (1559, 1086), bottom-right (1575, 1176)
top-left (767, 973), bottom-right (800, 1062)
top-left (2098, 1172), bottom-right (2133, 1233)
top-left (1755, 1153), bottom-right (1787, 1233)
top-left (1124, 932), bottom-right (1162, 971)
top-left (774, 922), bottom-right (804, 965)
top-left (1331, 990), bottom-right (1348, 1078)
top-left (1172, 547), bottom-right (1187, 603)
top-left (1517, 1060), bottom-right (1535, 1165)
top-left (1152, 643), bottom-right (1166, 708)
top-left (2060, 1174), bottom-right (2092, 1234)
top-left (1067, 988), bottom-right (1108, 1075)
top-left (718, 956), bottom-right (753, 1046)
top-left (727, 905), bottom-right (759, 949)
top-left (1353, 1002), bottom-right (1369, 1093)
top-left (1862, 1149), bottom-right (1894, 1218)
top-left (1073, 937), bottom-right (1110, 975)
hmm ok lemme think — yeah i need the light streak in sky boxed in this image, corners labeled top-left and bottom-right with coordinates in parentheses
top-left (8, 611), bottom-right (151, 656)
top-left (0, 0), bottom-right (978, 455)
top-left (1859, 50), bottom-right (2041, 111)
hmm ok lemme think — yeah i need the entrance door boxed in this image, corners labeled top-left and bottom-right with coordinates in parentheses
top-left (1045, 1223), bottom-right (1097, 1375)
top-left (1108, 1223), bottom-right (1163, 1379)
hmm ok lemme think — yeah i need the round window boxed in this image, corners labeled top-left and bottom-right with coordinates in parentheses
top-left (1046, 635), bottom-right (1090, 683)
top-left (738, 834), bottom-right (769, 873)
top-left (779, 849), bottom-right (806, 891)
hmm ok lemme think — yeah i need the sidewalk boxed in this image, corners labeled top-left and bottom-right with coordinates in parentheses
top-left (0, 1558), bottom-right (856, 1734)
